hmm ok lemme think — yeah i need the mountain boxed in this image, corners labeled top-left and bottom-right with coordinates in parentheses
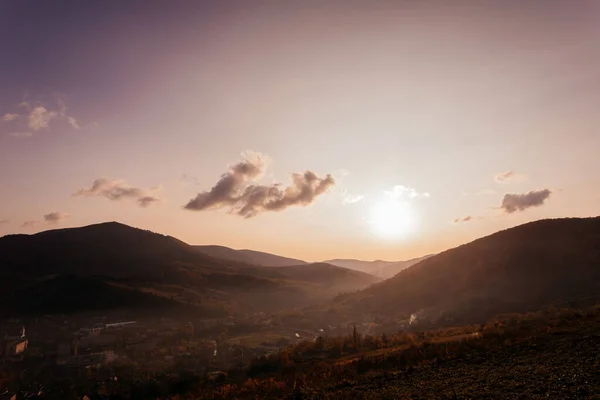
top-left (237, 249), bottom-right (308, 267)
top-left (0, 222), bottom-right (230, 281)
top-left (322, 259), bottom-right (395, 274)
top-left (324, 217), bottom-right (600, 325)
top-left (193, 245), bottom-right (256, 265)
top-left (275, 263), bottom-right (379, 292)
top-left (0, 222), bottom-right (375, 316)
top-left (323, 255), bottom-right (433, 278)
top-left (194, 245), bottom-right (307, 267)
top-left (376, 255), bottom-right (434, 278)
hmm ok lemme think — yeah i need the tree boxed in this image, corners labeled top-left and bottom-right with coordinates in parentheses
top-left (381, 333), bottom-right (389, 349)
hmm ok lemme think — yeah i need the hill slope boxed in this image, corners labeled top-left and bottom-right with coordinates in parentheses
top-left (275, 263), bottom-right (379, 292)
top-left (237, 249), bottom-right (307, 267)
top-left (194, 245), bottom-right (307, 267)
top-left (322, 259), bottom-right (394, 274)
top-left (323, 255), bottom-right (433, 278)
top-left (326, 217), bottom-right (600, 324)
top-left (0, 222), bottom-right (374, 316)
top-left (377, 255), bottom-right (434, 278)
top-left (0, 222), bottom-right (232, 281)
top-left (193, 245), bottom-right (256, 265)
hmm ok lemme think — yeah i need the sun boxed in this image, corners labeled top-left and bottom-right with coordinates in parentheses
top-left (369, 198), bottom-right (416, 239)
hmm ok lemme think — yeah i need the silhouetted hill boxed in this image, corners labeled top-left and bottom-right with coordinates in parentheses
top-left (237, 249), bottom-right (307, 267)
top-left (193, 245), bottom-right (256, 265)
top-left (276, 263), bottom-right (379, 290)
top-left (326, 217), bottom-right (600, 324)
top-left (0, 222), bottom-right (375, 316)
top-left (377, 255), bottom-right (434, 278)
top-left (194, 245), bottom-right (307, 267)
top-left (323, 255), bottom-right (433, 278)
top-left (322, 259), bottom-right (394, 273)
top-left (0, 222), bottom-right (227, 281)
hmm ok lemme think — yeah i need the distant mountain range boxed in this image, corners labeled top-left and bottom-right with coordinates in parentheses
top-left (0, 222), bottom-right (377, 316)
top-left (323, 256), bottom-right (434, 278)
top-left (195, 245), bottom-right (430, 278)
top-left (321, 217), bottom-right (600, 325)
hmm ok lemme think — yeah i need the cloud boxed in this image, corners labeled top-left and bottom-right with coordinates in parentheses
top-left (453, 216), bottom-right (473, 223)
top-left (28, 106), bottom-right (58, 131)
top-left (21, 220), bottom-right (38, 228)
top-left (184, 151), bottom-right (335, 218)
top-left (67, 116), bottom-right (80, 129)
top-left (343, 194), bottom-right (364, 204)
top-left (2, 96), bottom-right (80, 137)
top-left (137, 196), bottom-right (161, 208)
top-left (0, 219), bottom-right (9, 225)
top-left (74, 178), bottom-right (162, 207)
top-left (180, 173), bottom-right (202, 186)
top-left (385, 185), bottom-right (430, 200)
top-left (495, 171), bottom-right (527, 183)
top-left (500, 189), bottom-right (552, 213)
top-left (44, 212), bottom-right (70, 224)
top-left (2, 113), bottom-right (18, 122)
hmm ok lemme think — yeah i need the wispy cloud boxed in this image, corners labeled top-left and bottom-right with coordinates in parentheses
top-left (385, 185), bottom-right (430, 200)
top-left (453, 216), bottom-right (473, 223)
top-left (21, 220), bottom-right (38, 228)
top-left (184, 151), bottom-right (335, 218)
top-left (67, 116), bottom-right (80, 129)
top-left (500, 189), bottom-right (552, 213)
top-left (2, 113), bottom-right (18, 122)
top-left (2, 96), bottom-right (80, 138)
top-left (44, 212), bottom-right (70, 224)
top-left (495, 171), bottom-right (527, 183)
top-left (74, 178), bottom-right (162, 208)
top-left (137, 196), bottom-right (161, 208)
top-left (180, 173), bottom-right (202, 186)
top-left (0, 219), bottom-right (9, 225)
top-left (343, 194), bottom-right (364, 204)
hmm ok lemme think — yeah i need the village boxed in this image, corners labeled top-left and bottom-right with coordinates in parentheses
top-left (0, 306), bottom-right (443, 399)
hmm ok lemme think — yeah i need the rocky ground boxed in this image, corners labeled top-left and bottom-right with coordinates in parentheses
top-left (315, 329), bottom-right (600, 399)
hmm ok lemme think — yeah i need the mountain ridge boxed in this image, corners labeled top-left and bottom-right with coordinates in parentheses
top-left (194, 245), bottom-right (307, 267)
top-left (321, 216), bottom-right (600, 325)
top-left (0, 221), bottom-right (377, 316)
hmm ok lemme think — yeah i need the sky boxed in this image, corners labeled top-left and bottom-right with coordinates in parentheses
top-left (1, 0), bottom-right (599, 262)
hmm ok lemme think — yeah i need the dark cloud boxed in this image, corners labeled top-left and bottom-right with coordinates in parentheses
top-left (453, 216), bottom-right (473, 223)
top-left (500, 189), bottom-right (552, 213)
top-left (74, 178), bottom-right (161, 207)
top-left (44, 212), bottom-right (70, 224)
top-left (184, 152), bottom-right (335, 218)
top-left (495, 171), bottom-right (526, 183)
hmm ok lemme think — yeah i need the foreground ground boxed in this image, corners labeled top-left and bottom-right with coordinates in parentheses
top-left (193, 307), bottom-right (600, 399)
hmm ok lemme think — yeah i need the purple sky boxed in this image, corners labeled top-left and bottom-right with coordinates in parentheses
top-left (1, 1), bottom-right (599, 261)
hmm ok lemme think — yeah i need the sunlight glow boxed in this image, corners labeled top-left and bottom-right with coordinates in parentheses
top-left (369, 197), bottom-right (416, 239)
